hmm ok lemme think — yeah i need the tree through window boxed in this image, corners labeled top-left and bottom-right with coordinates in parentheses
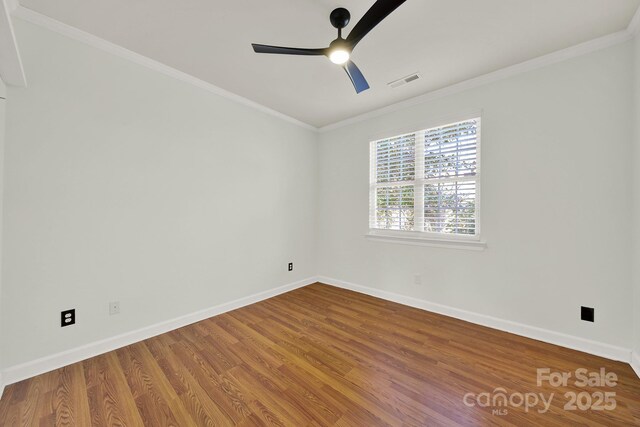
top-left (370, 118), bottom-right (480, 237)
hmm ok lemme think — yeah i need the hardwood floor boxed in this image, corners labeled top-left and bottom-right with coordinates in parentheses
top-left (0, 283), bottom-right (639, 426)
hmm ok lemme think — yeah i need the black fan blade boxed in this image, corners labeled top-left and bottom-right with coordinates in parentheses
top-left (346, 0), bottom-right (406, 49)
top-left (252, 44), bottom-right (327, 56)
top-left (343, 60), bottom-right (370, 93)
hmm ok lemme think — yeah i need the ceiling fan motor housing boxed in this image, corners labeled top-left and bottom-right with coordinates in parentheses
top-left (330, 8), bottom-right (351, 29)
top-left (329, 38), bottom-right (350, 52)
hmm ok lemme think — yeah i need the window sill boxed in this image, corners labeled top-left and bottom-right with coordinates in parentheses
top-left (365, 231), bottom-right (487, 251)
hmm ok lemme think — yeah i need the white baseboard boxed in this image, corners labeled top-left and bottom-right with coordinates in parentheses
top-left (2, 275), bottom-right (636, 393)
top-left (0, 276), bottom-right (318, 388)
top-left (632, 352), bottom-right (640, 379)
top-left (318, 276), bottom-right (632, 364)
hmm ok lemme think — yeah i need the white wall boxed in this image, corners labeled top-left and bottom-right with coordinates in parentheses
top-left (1, 13), bottom-right (638, 377)
top-left (634, 33), bottom-right (640, 357)
top-left (318, 42), bottom-right (634, 349)
top-left (0, 78), bottom-right (6, 386)
top-left (0, 20), bottom-right (317, 368)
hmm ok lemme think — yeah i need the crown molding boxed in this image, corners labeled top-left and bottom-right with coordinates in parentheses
top-left (319, 28), bottom-right (634, 133)
top-left (11, 4), bottom-right (640, 132)
top-left (5, 0), bottom-right (17, 12)
top-left (12, 6), bottom-right (316, 132)
top-left (0, 0), bottom-right (27, 86)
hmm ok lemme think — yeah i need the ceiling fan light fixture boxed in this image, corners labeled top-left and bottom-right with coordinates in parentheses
top-left (251, 0), bottom-right (407, 93)
top-left (329, 49), bottom-right (350, 65)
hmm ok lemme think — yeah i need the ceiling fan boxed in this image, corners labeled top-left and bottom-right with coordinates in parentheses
top-left (251, 0), bottom-right (406, 94)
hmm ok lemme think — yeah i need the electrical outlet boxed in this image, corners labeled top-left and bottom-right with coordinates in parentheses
top-left (288, 262), bottom-right (293, 272)
top-left (61, 309), bottom-right (75, 327)
top-left (109, 301), bottom-right (120, 315)
top-left (581, 306), bottom-right (594, 322)
top-left (414, 274), bottom-right (422, 285)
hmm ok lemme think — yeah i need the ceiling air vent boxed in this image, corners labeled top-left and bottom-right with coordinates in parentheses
top-left (388, 72), bottom-right (421, 88)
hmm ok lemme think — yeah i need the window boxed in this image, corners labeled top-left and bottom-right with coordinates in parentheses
top-left (369, 117), bottom-right (481, 242)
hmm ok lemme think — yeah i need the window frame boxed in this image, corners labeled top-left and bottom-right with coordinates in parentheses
top-left (367, 112), bottom-right (485, 249)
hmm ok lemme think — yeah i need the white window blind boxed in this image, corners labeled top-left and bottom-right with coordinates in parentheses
top-left (369, 118), bottom-right (480, 237)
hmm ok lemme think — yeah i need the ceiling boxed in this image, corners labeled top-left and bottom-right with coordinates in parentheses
top-left (17, 0), bottom-right (640, 128)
